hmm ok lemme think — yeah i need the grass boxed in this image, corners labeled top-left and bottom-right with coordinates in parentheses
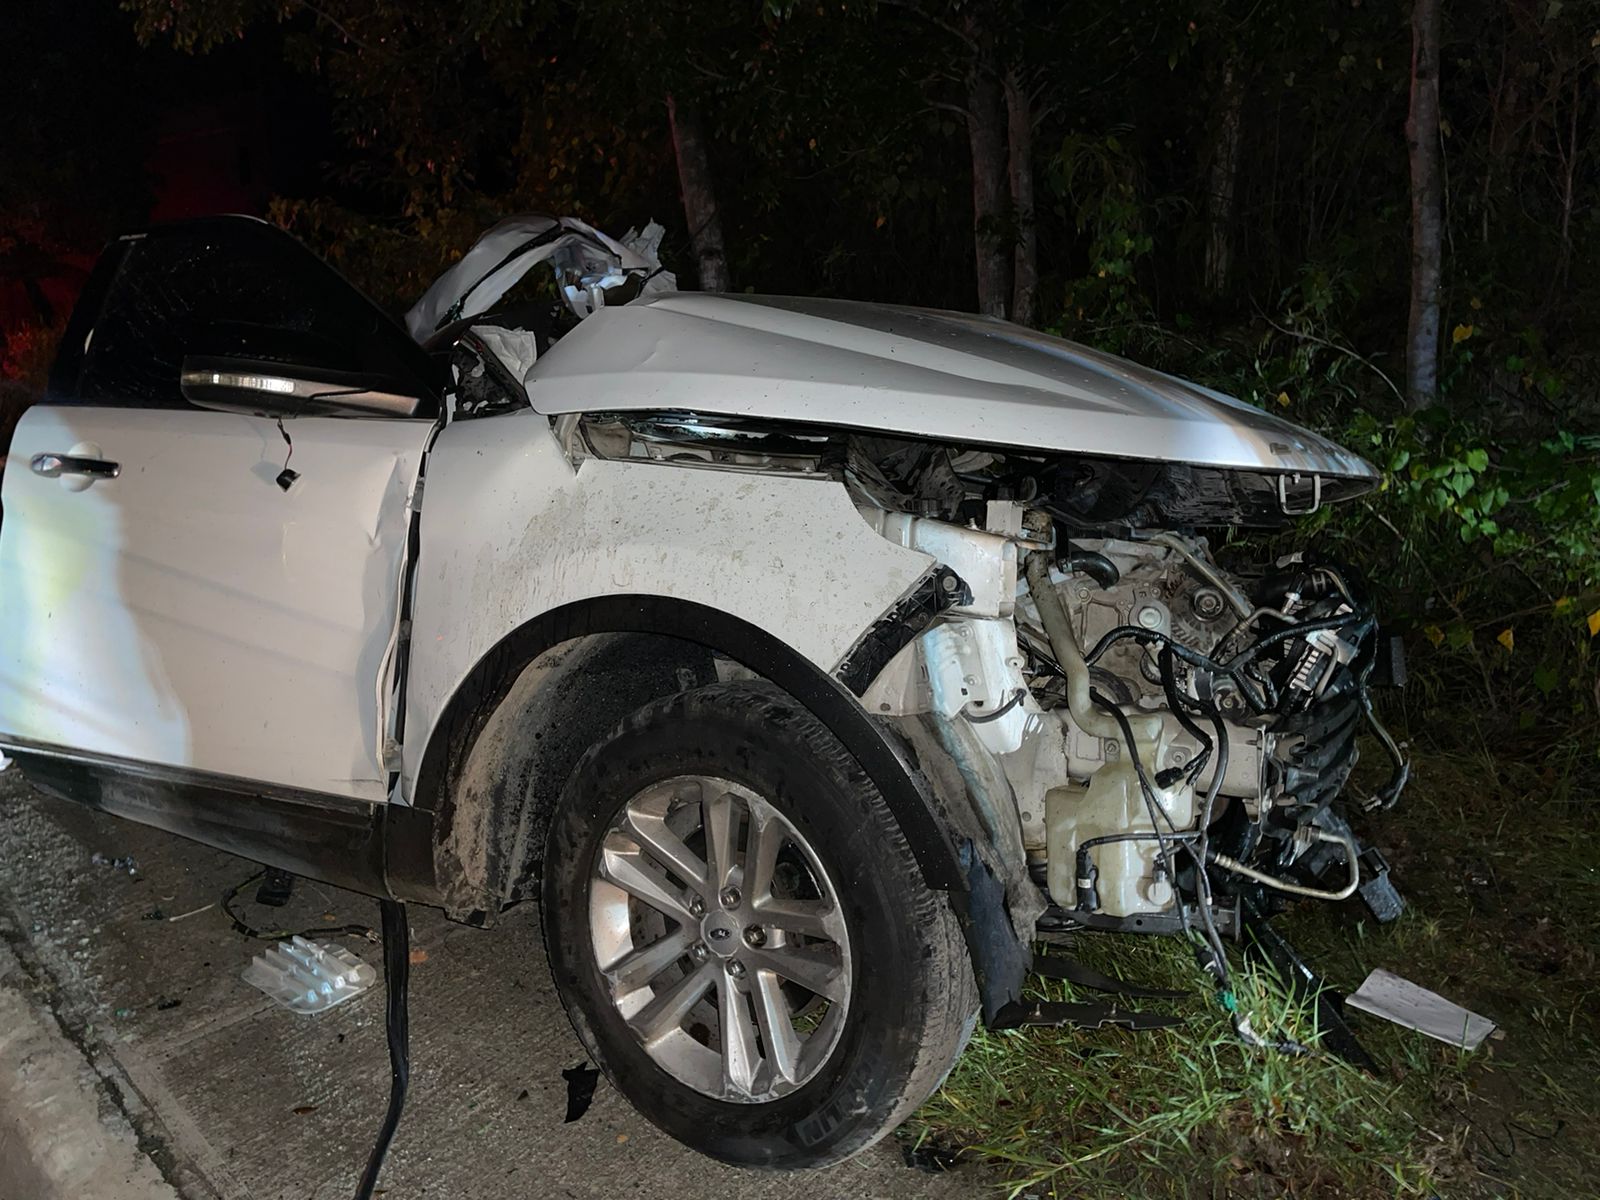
top-left (908, 748), bottom-right (1600, 1198)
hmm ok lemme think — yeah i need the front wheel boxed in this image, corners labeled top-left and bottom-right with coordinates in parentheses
top-left (542, 682), bottom-right (977, 1168)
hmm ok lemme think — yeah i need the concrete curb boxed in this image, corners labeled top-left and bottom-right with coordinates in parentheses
top-left (0, 942), bottom-right (178, 1200)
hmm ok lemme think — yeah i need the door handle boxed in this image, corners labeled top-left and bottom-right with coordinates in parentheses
top-left (31, 453), bottom-right (121, 481)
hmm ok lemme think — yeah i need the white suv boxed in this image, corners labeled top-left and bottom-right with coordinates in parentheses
top-left (0, 214), bottom-right (1406, 1167)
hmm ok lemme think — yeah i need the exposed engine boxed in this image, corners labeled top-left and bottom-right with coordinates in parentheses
top-left (1019, 532), bottom-right (1408, 937)
top-left (554, 408), bottom-right (1410, 951)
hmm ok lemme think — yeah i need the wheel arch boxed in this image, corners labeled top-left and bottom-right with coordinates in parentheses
top-left (406, 594), bottom-right (968, 923)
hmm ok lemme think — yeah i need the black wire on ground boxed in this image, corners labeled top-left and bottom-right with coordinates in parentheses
top-left (220, 869), bottom-right (376, 942)
top-left (353, 899), bottom-right (411, 1200)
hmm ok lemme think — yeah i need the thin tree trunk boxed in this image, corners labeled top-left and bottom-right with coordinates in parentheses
top-left (1556, 76), bottom-right (1579, 291)
top-left (666, 93), bottom-right (730, 292)
top-left (1405, 0), bottom-right (1443, 410)
top-left (1202, 59), bottom-right (1244, 300)
top-left (1005, 68), bottom-right (1037, 327)
top-left (964, 10), bottom-right (1011, 318)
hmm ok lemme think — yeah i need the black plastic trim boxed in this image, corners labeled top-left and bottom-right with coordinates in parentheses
top-left (832, 566), bottom-right (971, 697)
top-left (0, 737), bottom-right (441, 904)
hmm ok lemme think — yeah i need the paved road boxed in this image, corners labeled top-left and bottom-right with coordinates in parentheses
top-left (0, 772), bottom-right (979, 1199)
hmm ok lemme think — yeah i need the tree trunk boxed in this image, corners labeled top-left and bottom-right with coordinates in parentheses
top-left (964, 10), bottom-right (1010, 318)
top-left (1202, 59), bottom-right (1243, 300)
top-left (1404, 0), bottom-right (1443, 410)
top-left (1005, 68), bottom-right (1038, 327)
top-left (666, 93), bottom-right (730, 292)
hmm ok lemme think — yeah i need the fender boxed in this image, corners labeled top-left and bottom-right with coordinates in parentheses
top-left (406, 593), bottom-right (966, 896)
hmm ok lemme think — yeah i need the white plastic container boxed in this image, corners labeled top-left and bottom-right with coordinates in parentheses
top-left (1046, 753), bottom-right (1196, 919)
top-left (242, 937), bottom-right (376, 1014)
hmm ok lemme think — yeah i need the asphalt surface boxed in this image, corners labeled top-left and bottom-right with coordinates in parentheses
top-left (0, 771), bottom-right (980, 1199)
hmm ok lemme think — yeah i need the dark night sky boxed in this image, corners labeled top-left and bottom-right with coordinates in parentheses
top-left (9, 7), bottom-right (332, 229)
top-left (2, 2), bottom-right (339, 335)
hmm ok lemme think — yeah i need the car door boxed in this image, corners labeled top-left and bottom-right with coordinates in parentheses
top-left (0, 217), bottom-right (438, 803)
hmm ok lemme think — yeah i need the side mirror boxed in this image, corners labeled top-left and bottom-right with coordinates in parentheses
top-left (180, 355), bottom-right (425, 419)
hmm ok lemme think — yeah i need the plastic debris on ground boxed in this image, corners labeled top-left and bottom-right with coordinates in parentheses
top-left (903, 1142), bottom-right (964, 1172)
top-left (561, 1062), bottom-right (600, 1123)
top-left (90, 852), bottom-right (138, 874)
top-left (243, 936), bottom-right (377, 1014)
top-left (1347, 968), bottom-right (1498, 1050)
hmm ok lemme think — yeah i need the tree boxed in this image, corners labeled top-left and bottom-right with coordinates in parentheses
top-left (1405, 0), bottom-right (1443, 409)
top-left (1004, 67), bottom-right (1038, 325)
top-left (963, 3), bottom-right (1012, 317)
top-left (666, 94), bottom-right (731, 291)
top-left (1200, 56), bottom-right (1243, 300)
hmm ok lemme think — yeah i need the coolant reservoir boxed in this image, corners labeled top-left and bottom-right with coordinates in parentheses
top-left (1046, 752), bottom-right (1196, 919)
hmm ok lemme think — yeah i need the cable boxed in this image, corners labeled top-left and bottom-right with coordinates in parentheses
top-left (1090, 689), bottom-right (1307, 1055)
top-left (1156, 646), bottom-right (1214, 787)
top-left (1089, 691), bottom-right (1195, 931)
top-left (1080, 623), bottom-right (1276, 713)
top-left (221, 870), bottom-right (376, 942)
top-left (353, 900), bottom-right (411, 1200)
top-left (963, 687), bottom-right (1027, 723)
top-left (1359, 691), bottom-right (1411, 810)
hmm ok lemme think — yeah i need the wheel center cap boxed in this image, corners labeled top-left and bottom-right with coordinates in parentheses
top-left (699, 910), bottom-right (741, 958)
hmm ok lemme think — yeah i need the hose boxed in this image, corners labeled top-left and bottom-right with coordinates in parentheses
top-left (1144, 532), bottom-right (1253, 619)
top-left (1209, 828), bottom-right (1362, 901)
top-left (1025, 551), bottom-right (1159, 742)
top-left (1061, 549), bottom-right (1120, 589)
top-left (963, 686), bottom-right (1027, 724)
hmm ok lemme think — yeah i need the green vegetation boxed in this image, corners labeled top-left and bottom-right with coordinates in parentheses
top-left (910, 750), bottom-right (1600, 1198)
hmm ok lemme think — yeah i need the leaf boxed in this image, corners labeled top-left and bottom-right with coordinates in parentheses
top-left (1275, 391), bottom-right (1291, 407)
top-left (1588, 609), bottom-right (1600, 638)
top-left (1452, 323), bottom-right (1474, 346)
top-left (1423, 624), bottom-right (1445, 647)
top-left (1496, 628), bottom-right (1514, 653)
top-left (1465, 448), bottom-right (1489, 471)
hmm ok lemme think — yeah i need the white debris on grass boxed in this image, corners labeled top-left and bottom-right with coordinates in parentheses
top-left (1347, 968), bottom-right (1498, 1051)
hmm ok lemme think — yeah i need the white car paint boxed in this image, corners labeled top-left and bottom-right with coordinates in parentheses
top-left (524, 292), bottom-right (1377, 480)
top-left (0, 405), bottom-right (428, 799)
top-left (398, 407), bottom-right (934, 797)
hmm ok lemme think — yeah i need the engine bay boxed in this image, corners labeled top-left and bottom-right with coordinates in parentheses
top-left (559, 408), bottom-right (1411, 957)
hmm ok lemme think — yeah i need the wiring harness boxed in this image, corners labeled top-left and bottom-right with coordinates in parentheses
top-left (1026, 542), bottom-right (1409, 1049)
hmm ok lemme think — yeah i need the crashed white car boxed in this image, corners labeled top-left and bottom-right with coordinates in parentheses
top-left (0, 215), bottom-right (1406, 1167)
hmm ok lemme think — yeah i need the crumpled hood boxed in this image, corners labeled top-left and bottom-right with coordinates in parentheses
top-left (406, 214), bottom-right (669, 345)
top-left (527, 293), bottom-right (1377, 482)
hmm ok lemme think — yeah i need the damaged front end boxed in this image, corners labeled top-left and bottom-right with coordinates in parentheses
top-left (417, 216), bottom-right (1409, 1033)
top-left (567, 413), bottom-right (1411, 1028)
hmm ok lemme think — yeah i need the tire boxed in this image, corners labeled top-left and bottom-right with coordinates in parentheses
top-left (542, 681), bottom-right (977, 1168)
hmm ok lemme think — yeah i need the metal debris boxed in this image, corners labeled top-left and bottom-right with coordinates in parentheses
top-left (1347, 968), bottom-right (1497, 1051)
